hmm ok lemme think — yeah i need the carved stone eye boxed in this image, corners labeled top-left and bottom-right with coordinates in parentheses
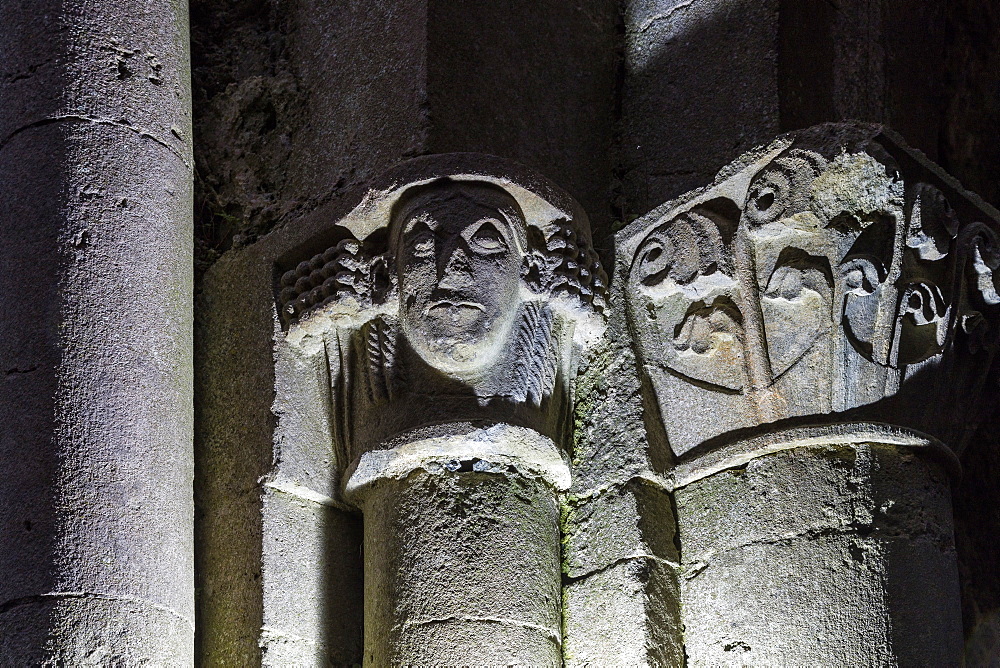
top-left (637, 238), bottom-right (672, 285)
top-left (408, 228), bottom-right (436, 257)
top-left (469, 220), bottom-right (507, 254)
top-left (755, 191), bottom-right (776, 212)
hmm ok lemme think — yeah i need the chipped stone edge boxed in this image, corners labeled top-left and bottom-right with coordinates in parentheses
top-left (674, 421), bottom-right (961, 490)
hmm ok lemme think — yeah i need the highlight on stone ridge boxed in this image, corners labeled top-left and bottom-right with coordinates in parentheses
top-left (2, 1), bottom-right (998, 665)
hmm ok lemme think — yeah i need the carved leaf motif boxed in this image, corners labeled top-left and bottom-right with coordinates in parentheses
top-left (957, 223), bottom-right (1000, 355)
top-left (840, 250), bottom-right (890, 364)
top-left (895, 281), bottom-right (948, 365)
top-left (907, 184), bottom-right (958, 261)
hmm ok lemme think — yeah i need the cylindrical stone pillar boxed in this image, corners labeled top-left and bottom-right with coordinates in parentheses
top-left (345, 424), bottom-right (568, 666)
top-left (0, 1), bottom-right (193, 663)
top-left (673, 423), bottom-right (963, 667)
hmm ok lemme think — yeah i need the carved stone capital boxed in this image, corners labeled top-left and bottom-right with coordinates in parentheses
top-left (618, 123), bottom-right (1000, 458)
top-left (277, 154), bottom-right (607, 487)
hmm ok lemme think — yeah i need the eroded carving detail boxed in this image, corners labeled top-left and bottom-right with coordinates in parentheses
top-left (621, 124), bottom-right (1000, 456)
top-left (279, 164), bottom-right (607, 473)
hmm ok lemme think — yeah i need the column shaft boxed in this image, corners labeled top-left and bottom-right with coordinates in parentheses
top-left (0, 1), bottom-right (194, 663)
top-left (359, 468), bottom-right (562, 666)
top-left (676, 435), bottom-right (962, 666)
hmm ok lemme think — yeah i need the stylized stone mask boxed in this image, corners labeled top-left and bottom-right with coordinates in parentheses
top-left (394, 184), bottom-right (526, 376)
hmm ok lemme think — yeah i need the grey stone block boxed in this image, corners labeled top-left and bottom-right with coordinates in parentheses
top-left (260, 488), bottom-right (363, 667)
top-left (564, 557), bottom-right (683, 668)
top-left (563, 477), bottom-right (678, 579)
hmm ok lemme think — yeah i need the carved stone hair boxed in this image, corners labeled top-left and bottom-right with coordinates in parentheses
top-left (387, 179), bottom-right (529, 258)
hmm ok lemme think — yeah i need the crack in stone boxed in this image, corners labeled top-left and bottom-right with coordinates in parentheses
top-left (681, 522), bottom-right (879, 575)
top-left (564, 553), bottom-right (680, 585)
top-left (633, 0), bottom-right (697, 35)
top-left (0, 115), bottom-right (190, 168)
top-left (402, 615), bottom-right (561, 643)
top-left (0, 591), bottom-right (193, 628)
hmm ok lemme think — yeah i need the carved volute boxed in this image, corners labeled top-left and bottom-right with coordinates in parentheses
top-left (619, 123), bottom-right (1000, 459)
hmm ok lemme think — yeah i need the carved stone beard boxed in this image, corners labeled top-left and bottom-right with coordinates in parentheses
top-left (396, 299), bottom-right (556, 402)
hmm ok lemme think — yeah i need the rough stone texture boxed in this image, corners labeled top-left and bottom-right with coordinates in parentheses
top-left (562, 202), bottom-right (683, 662)
top-left (200, 156), bottom-right (604, 663)
top-left (617, 123), bottom-right (994, 663)
top-left (618, 123), bottom-right (1000, 457)
top-left (195, 242), bottom-right (275, 665)
top-left (191, 0), bottom-right (617, 270)
top-left (260, 489), bottom-right (362, 667)
top-left (0, 0), bottom-right (194, 662)
top-left (359, 468), bottom-right (562, 666)
top-left (676, 440), bottom-right (962, 666)
top-left (564, 557), bottom-right (683, 668)
top-left (563, 477), bottom-right (678, 580)
top-left (618, 0), bottom-right (781, 222)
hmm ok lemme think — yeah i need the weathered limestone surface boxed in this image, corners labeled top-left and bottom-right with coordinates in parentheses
top-left (620, 123), bottom-right (999, 457)
top-left (202, 155), bottom-right (606, 664)
top-left (618, 0), bottom-right (781, 220)
top-left (677, 431), bottom-right (961, 666)
top-left (191, 0), bottom-right (617, 263)
top-left (0, 0), bottom-right (194, 663)
top-left (617, 122), bottom-right (998, 665)
top-left (193, 5), bottom-right (617, 659)
top-left (562, 480), bottom-right (683, 667)
top-left (562, 235), bottom-right (683, 666)
top-left (357, 456), bottom-right (562, 665)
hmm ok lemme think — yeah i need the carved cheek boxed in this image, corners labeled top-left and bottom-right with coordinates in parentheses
top-left (400, 256), bottom-right (436, 307)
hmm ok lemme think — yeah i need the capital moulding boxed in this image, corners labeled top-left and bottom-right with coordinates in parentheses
top-left (617, 122), bottom-right (999, 461)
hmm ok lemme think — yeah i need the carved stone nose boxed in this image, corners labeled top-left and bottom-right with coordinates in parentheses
top-left (437, 245), bottom-right (473, 289)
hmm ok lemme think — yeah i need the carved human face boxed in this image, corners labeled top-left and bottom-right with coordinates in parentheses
top-left (397, 188), bottom-right (524, 376)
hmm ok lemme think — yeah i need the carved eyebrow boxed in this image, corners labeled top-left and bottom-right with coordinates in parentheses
top-left (403, 212), bottom-right (438, 234)
top-left (464, 217), bottom-right (512, 242)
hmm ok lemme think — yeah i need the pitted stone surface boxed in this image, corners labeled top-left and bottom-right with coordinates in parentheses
top-left (563, 557), bottom-right (683, 668)
top-left (676, 439), bottom-right (962, 667)
top-left (562, 477), bottom-right (678, 580)
top-left (617, 123), bottom-right (1000, 458)
top-left (361, 468), bottom-right (563, 666)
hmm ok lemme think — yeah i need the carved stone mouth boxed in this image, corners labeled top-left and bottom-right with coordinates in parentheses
top-left (426, 300), bottom-right (485, 314)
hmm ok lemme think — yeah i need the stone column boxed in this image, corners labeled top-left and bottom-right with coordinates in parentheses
top-left (346, 425), bottom-right (567, 665)
top-left (674, 424), bottom-right (962, 665)
top-left (273, 157), bottom-right (607, 665)
top-left (0, 1), bottom-right (193, 663)
top-left (618, 123), bottom-right (999, 665)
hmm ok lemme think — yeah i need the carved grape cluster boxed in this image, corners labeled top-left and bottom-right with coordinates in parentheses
top-left (525, 220), bottom-right (608, 315)
top-left (278, 238), bottom-right (379, 322)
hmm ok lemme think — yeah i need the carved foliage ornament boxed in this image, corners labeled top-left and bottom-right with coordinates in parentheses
top-left (622, 124), bottom-right (1000, 456)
